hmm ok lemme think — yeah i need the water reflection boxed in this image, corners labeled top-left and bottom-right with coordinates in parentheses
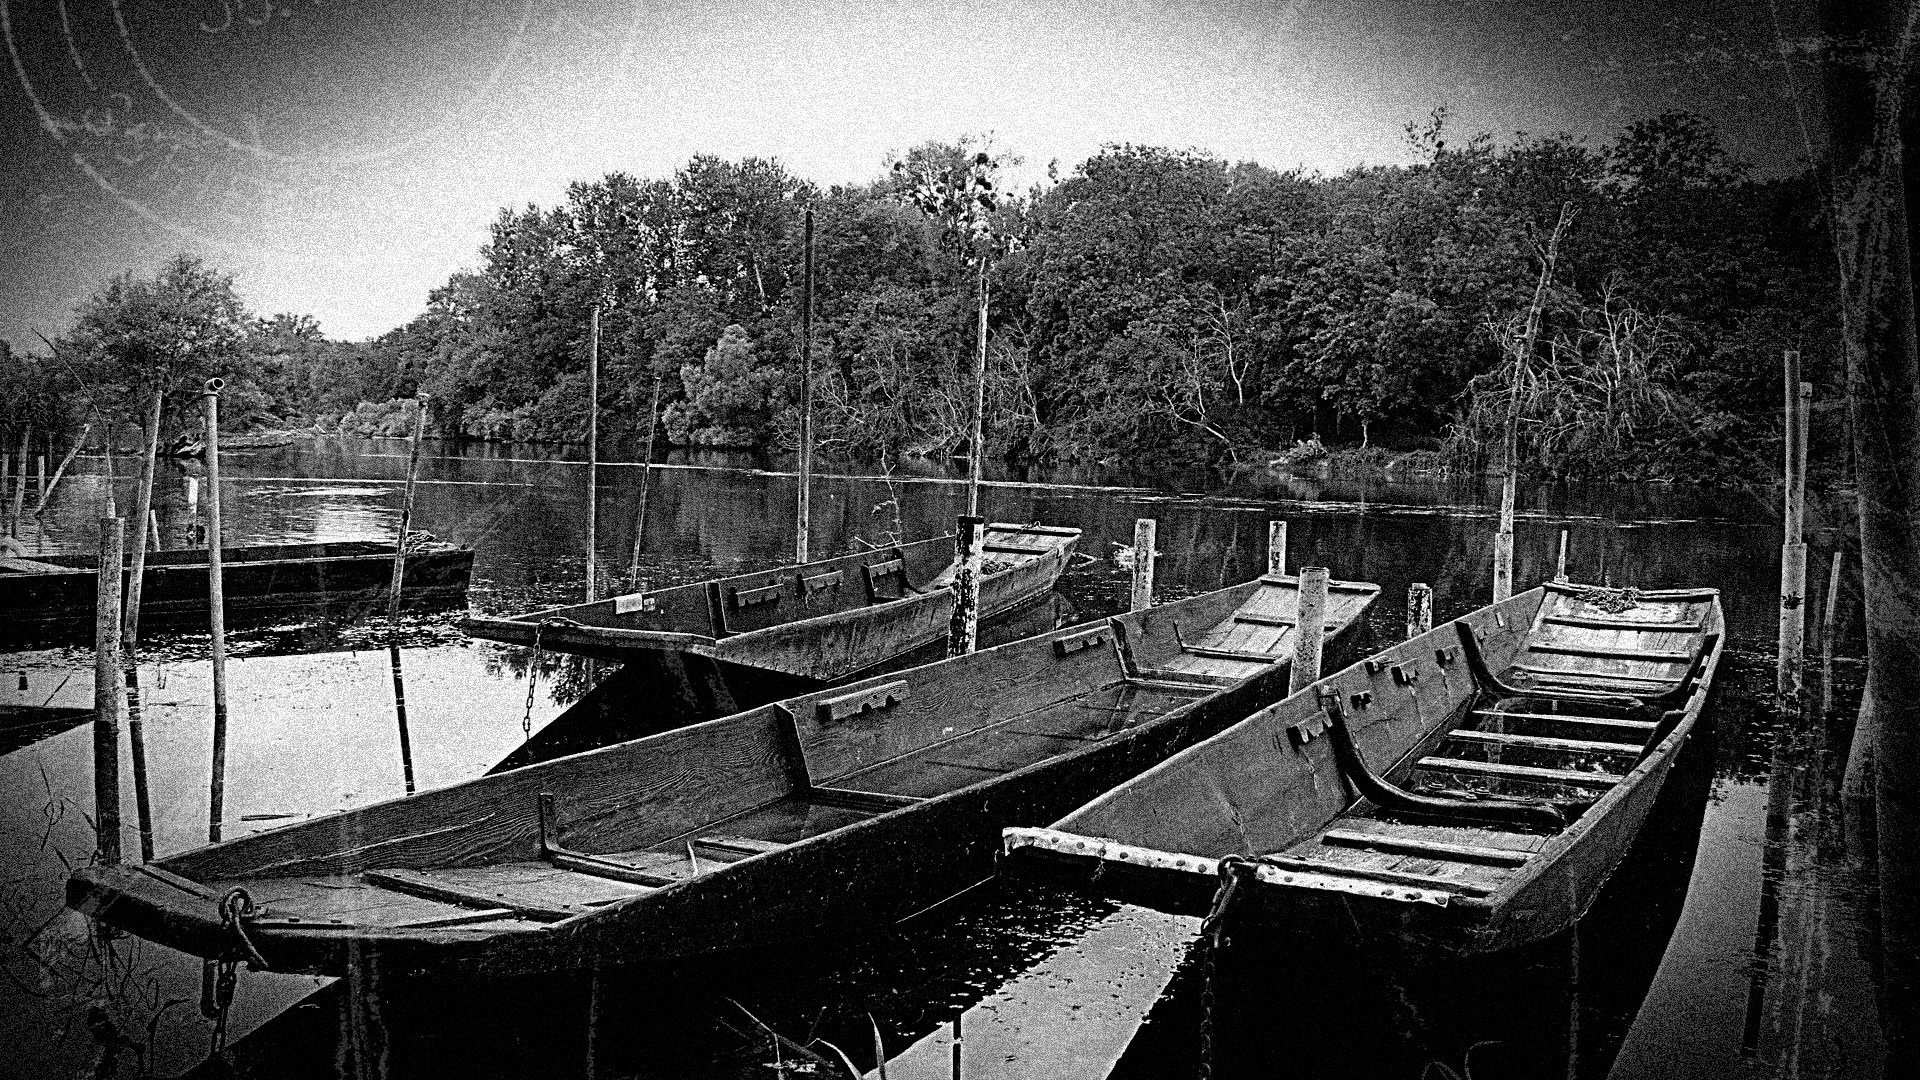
top-left (0, 440), bottom-right (1886, 1078)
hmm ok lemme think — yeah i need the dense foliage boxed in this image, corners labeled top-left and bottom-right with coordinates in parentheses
top-left (3, 113), bottom-right (1840, 481)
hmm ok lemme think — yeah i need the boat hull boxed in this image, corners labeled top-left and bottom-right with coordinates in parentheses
top-left (463, 525), bottom-right (1078, 683)
top-left (0, 541), bottom-right (474, 646)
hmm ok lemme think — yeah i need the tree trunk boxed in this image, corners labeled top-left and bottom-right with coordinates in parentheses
top-left (1818, 0), bottom-right (1920, 1065)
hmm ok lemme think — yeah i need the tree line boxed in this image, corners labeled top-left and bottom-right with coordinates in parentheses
top-left (0, 110), bottom-right (1838, 482)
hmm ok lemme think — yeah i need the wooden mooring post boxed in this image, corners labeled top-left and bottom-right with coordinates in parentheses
top-left (1555, 528), bottom-right (1570, 583)
top-left (1492, 465), bottom-right (1516, 602)
top-left (1130, 518), bottom-right (1157, 612)
top-left (585, 306), bottom-right (601, 603)
top-left (122, 389), bottom-right (163, 862)
top-left (946, 515), bottom-right (985, 656)
top-left (94, 517), bottom-right (125, 865)
top-left (795, 208), bottom-right (815, 565)
top-left (1777, 352), bottom-right (1810, 706)
top-left (1290, 567), bottom-right (1329, 693)
top-left (1268, 520), bottom-right (1286, 576)
top-left (1407, 582), bottom-right (1433, 640)
top-left (385, 393), bottom-right (429, 796)
top-left (204, 380), bottom-right (232, 843)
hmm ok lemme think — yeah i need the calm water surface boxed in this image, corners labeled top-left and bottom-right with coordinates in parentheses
top-left (0, 438), bottom-right (1881, 1078)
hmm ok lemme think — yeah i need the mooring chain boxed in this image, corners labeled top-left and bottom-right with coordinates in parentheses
top-left (1196, 854), bottom-right (1252, 1080)
top-left (521, 619), bottom-right (549, 740)
top-left (200, 887), bottom-right (263, 1057)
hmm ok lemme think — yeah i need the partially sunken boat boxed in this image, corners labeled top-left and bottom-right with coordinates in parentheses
top-left (68, 572), bottom-right (1379, 979)
top-left (1003, 583), bottom-right (1723, 955)
top-left (0, 540), bottom-right (474, 647)
top-left (462, 523), bottom-right (1080, 683)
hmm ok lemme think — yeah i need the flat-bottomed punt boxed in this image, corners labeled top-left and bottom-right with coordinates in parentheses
top-left (462, 524), bottom-right (1079, 683)
top-left (1003, 583), bottom-right (1723, 954)
top-left (68, 573), bottom-right (1378, 979)
top-left (0, 540), bottom-right (474, 647)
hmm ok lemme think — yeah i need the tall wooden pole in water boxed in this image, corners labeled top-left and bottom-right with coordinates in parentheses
top-left (796, 208), bottom-right (815, 566)
top-left (385, 394), bottom-right (429, 796)
top-left (1494, 203), bottom-right (1572, 603)
top-left (1130, 518), bottom-right (1157, 612)
top-left (94, 517), bottom-right (125, 865)
top-left (1492, 452), bottom-right (1517, 602)
top-left (1777, 351), bottom-right (1810, 706)
top-left (946, 515), bottom-right (985, 656)
top-left (1555, 528), bottom-right (1570, 583)
top-left (628, 376), bottom-right (661, 587)
top-left (946, 258), bottom-right (991, 654)
top-left (1290, 567), bottom-right (1329, 693)
top-left (1822, 548), bottom-right (1845, 716)
top-left (31, 421), bottom-right (91, 518)
top-left (8, 424), bottom-right (27, 537)
top-left (1267, 520), bottom-right (1287, 577)
top-left (967, 258), bottom-right (988, 518)
top-left (122, 389), bottom-right (163, 861)
top-left (203, 380), bottom-right (232, 843)
top-left (586, 306), bottom-right (601, 603)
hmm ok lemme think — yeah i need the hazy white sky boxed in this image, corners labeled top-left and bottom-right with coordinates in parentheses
top-left (0, 0), bottom-right (1803, 347)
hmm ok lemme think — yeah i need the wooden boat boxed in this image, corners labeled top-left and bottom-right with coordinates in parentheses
top-left (1003, 583), bottom-right (1724, 955)
top-left (67, 572), bottom-right (1379, 979)
top-left (1, 703), bottom-right (94, 756)
top-left (462, 523), bottom-right (1080, 684)
top-left (0, 540), bottom-right (474, 647)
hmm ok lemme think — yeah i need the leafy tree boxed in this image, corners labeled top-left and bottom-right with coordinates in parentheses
top-left (57, 254), bottom-right (251, 436)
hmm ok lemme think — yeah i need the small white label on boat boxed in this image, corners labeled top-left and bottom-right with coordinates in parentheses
top-left (613, 592), bottom-right (656, 614)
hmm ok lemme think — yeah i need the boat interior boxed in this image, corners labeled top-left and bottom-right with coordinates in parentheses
top-left (1020, 585), bottom-right (1723, 906)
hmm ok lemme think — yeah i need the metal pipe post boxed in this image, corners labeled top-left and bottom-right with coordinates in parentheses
top-left (1130, 518), bottom-right (1157, 612)
top-left (94, 517), bottom-right (125, 864)
top-left (1290, 567), bottom-right (1330, 694)
top-left (203, 380), bottom-right (231, 843)
top-left (946, 515), bottom-right (985, 656)
top-left (1407, 582), bottom-right (1433, 640)
top-left (796, 208), bottom-right (815, 565)
top-left (1267, 520), bottom-right (1287, 577)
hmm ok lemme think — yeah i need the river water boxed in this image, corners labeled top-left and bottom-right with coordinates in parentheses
top-left (0, 438), bottom-right (1884, 1078)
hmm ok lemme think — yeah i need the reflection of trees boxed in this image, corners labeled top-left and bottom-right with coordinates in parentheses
top-left (478, 643), bottom-right (598, 708)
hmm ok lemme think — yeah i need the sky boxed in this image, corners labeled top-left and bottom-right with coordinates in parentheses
top-left (0, 1), bottom-right (1817, 349)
